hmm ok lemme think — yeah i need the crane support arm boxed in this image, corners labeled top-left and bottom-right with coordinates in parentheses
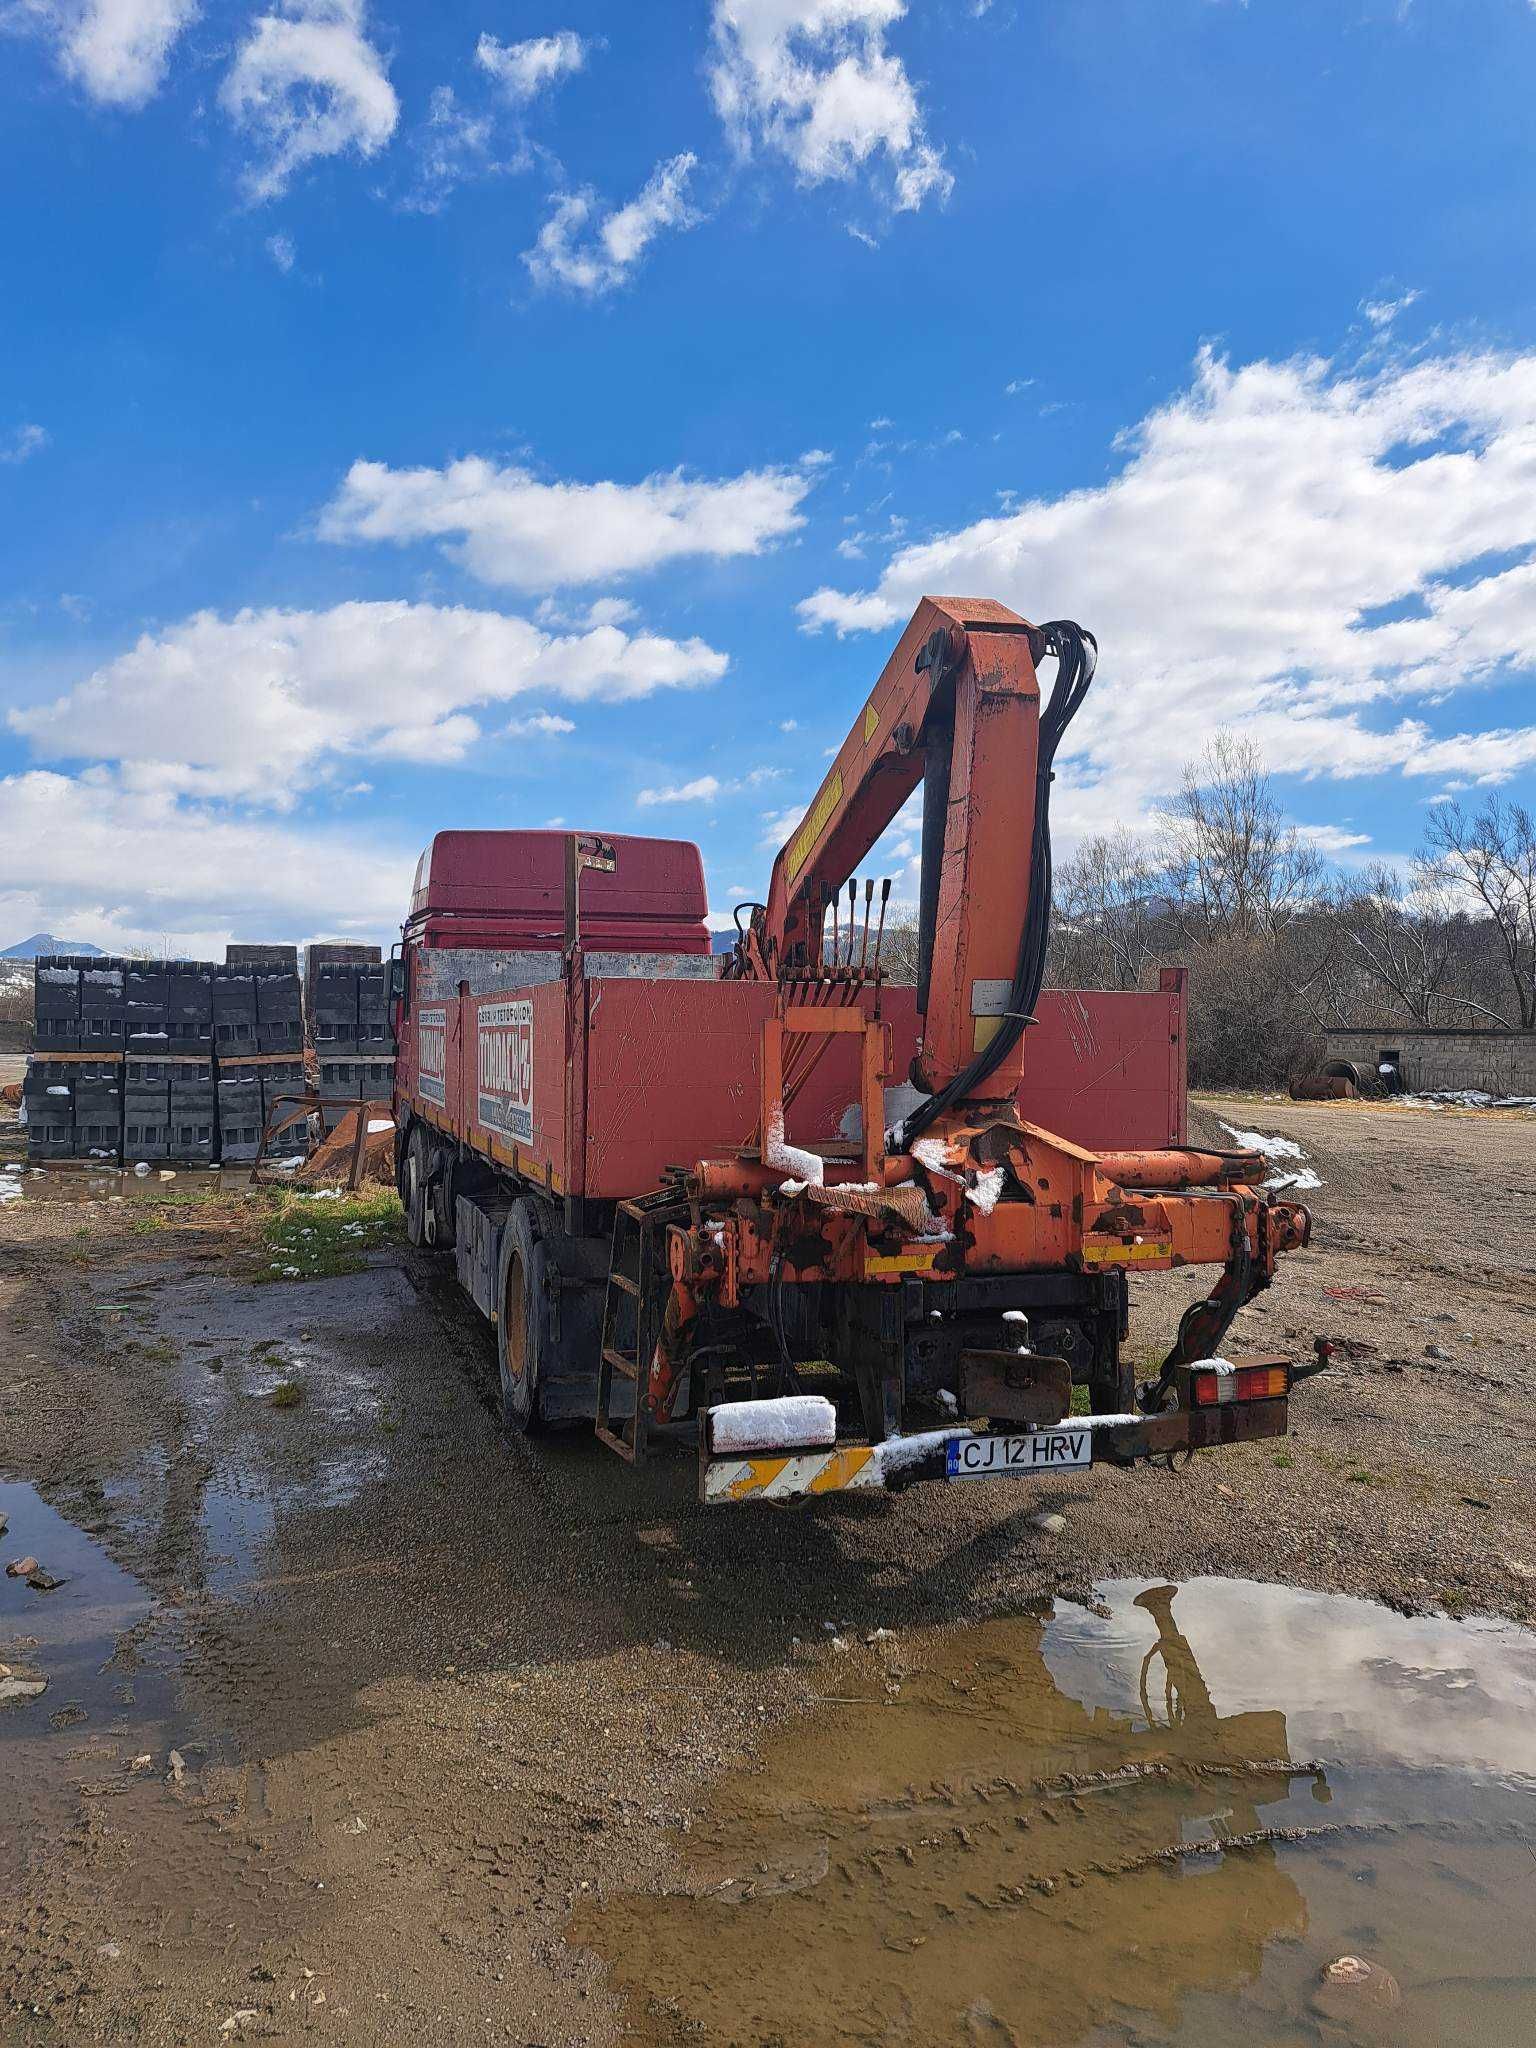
top-left (759, 596), bottom-right (1094, 1118)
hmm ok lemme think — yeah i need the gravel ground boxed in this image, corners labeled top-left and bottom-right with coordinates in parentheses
top-left (1, 1092), bottom-right (1534, 2043)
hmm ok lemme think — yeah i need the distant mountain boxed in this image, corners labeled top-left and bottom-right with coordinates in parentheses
top-left (0, 933), bottom-right (106, 959)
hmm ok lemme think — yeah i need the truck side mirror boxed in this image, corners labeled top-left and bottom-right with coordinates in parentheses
top-left (389, 955), bottom-right (407, 1009)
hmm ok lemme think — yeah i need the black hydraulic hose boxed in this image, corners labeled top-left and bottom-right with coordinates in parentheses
top-left (898, 620), bottom-right (1097, 1148)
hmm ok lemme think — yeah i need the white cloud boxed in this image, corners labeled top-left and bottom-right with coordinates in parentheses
top-left (779, 717), bottom-right (799, 731)
top-left (638, 775), bottom-right (722, 806)
top-left (220, 0), bottom-right (398, 202)
top-left (1005, 377), bottom-right (1034, 396)
top-left (399, 83), bottom-right (508, 214)
top-left (709, 0), bottom-right (951, 211)
top-left (523, 151), bottom-right (699, 295)
top-left (797, 343), bottom-right (1536, 822)
top-left (475, 27), bottom-right (586, 102)
top-left (1296, 823), bottom-right (1372, 855)
top-left (265, 230), bottom-right (296, 272)
top-left (318, 451), bottom-right (815, 591)
top-left (503, 710), bottom-right (575, 736)
top-left (0, 423), bottom-right (49, 464)
top-left (759, 801), bottom-right (806, 847)
top-left (640, 764), bottom-right (779, 806)
top-left (0, 768), bottom-right (411, 956)
top-left (8, 598), bottom-right (727, 802)
top-left (536, 594), bottom-right (638, 630)
top-left (10, 0), bottom-right (197, 108)
top-left (1360, 287), bottom-right (1422, 329)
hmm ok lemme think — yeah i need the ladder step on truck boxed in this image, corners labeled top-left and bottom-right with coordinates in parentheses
top-left (596, 1189), bottom-right (688, 1465)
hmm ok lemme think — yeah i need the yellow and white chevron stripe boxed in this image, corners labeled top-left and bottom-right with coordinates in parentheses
top-left (701, 1445), bottom-right (882, 1505)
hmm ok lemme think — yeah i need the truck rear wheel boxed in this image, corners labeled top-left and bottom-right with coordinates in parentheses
top-left (496, 1199), bottom-right (545, 1435)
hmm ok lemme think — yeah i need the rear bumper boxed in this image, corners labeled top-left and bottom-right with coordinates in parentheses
top-left (698, 1395), bottom-right (1290, 1505)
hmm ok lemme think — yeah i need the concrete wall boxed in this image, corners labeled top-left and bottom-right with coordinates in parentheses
top-left (1323, 1027), bottom-right (1536, 1097)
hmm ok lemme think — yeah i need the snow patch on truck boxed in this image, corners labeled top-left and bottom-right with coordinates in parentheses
top-left (710, 1395), bottom-right (838, 1452)
top-left (763, 1108), bottom-right (824, 1187)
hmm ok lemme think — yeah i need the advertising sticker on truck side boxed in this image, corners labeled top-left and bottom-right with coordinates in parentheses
top-left (417, 1007), bottom-right (448, 1107)
top-left (478, 999), bottom-right (534, 1141)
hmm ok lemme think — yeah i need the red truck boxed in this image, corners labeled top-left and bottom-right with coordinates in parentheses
top-left (393, 598), bottom-right (1313, 1504)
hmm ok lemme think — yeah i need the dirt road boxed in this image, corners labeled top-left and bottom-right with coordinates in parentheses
top-left (1, 1096), bottom-right (1534, 2043)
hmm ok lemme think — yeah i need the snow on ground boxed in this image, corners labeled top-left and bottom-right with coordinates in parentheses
top-left (1219, 1120), bottom-right (1323, 1193)
top-left (1395, 1090), bottom-right (1536, 1111)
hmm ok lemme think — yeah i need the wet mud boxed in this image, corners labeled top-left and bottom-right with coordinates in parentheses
top-left (575, 1578), bottom-right (1536, 2046)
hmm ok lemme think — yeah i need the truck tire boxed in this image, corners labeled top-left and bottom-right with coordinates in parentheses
top-left (404, 1126), bottom-right (432, 1249)
top-left (428, 1143), bottom-right (457, 1252)
top-left (395, 1120), bottom-right (410, 1204)
top-left (496, 1198), bottom-right (546, 1434)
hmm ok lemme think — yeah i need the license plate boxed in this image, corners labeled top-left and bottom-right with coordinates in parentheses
top-left (946, 1428), bottom-right (1092, 1479)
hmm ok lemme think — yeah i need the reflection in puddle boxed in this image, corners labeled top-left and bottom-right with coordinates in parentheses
top-left (574, 1579), bottom-right (1536, 2046)
top-left (1, 1164), bottom-right (260, 1206)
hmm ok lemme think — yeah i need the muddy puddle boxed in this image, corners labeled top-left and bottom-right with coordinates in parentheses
top-left (0, 1480), bottom-right (189, 1894)
top-left (0, 1161), bottom-right (262, 1205)
top-left (575, 1578), bottom-right (1536, 2046)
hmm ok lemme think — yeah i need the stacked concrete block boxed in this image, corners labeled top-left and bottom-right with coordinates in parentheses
top-left (215, 1059), bottom-right (264, 1163)
top-left (23, 1057), bottom-right (75, 1159)
top-left (123, 1055), bottom-right (171, 1162)
top-left (33, 958), bottom-right (81, 1051)
top-left (260, 1058), bottom-right (308, 1152)
top-left (357, 964), bottom-right (393, 1054)
top-left (166, 962), bottom-right (213, 1053)
top-left (23, 941), bottom-right (337, 1168)
top-left (305, 942), bottom-right (380, 1018)
top-left (254, 965), bottom-right (303, 1055)
top-left (212, 965), bottom-right (259, 1057)
top-left (312, 960), bottom-right (394, 1131)
top-left (125, 965), bottom-right (170, 1055)
top-left (311, 962), bottom-right (361, 1055)
top-left (168, 1055), bottom-right (217, 1162)
top-left (227, 943), bottom-right (299, 971)
top-left (74, 1058), bottom-right (124, 1160)
top-left (78, 963), bottom-right (126, 1053)
top-left (317, 1056), bottom-right (359, 1133)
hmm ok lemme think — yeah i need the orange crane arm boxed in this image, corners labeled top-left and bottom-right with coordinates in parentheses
top-left (752, 596), bottom-right (1095, 1136)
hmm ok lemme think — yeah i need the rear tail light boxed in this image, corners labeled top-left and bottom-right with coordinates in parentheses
top-left (1191, 1362), bottom-right (1290, 1407)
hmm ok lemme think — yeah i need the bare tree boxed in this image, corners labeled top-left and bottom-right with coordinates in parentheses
top-left (876, 909), bottom-right (920, 985)
top-left (1422, 796), bottom-right (1536, 1029)
top-left (1051, 831), bottom-right (1165, 991)
top-left (1332, 862), bottom-right (1455, 1025)
top-left (1160, 731), bottom-right (1328, 944)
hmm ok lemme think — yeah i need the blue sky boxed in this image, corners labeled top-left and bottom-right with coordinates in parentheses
top-left (2, 0), bottom-right (1536, 952)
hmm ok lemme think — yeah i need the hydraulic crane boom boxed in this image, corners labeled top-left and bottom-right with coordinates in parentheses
top-left (746, 597), bottom-right (1094, 1138)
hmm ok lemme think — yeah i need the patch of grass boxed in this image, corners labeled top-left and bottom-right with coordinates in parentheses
top-left (256, 1186), bottom-right (404, 1282)
top-left (1273, 1451), bottom-right (1294, 1469)
top-left (1069, 1382), bottom-right (1092, 1417)
top-left (128, 1212), bottom-right (167, 1235)
top-left (123, 1336), bottom-right (177, 1364)
top-left (1345, 1467), bottom-right (1384, 1487)
top-left (270, 1380), bottom-right (304, 1408)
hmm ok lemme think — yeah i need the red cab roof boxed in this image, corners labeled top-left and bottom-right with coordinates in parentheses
top-left (407, 830), bottom-right (710, 953)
